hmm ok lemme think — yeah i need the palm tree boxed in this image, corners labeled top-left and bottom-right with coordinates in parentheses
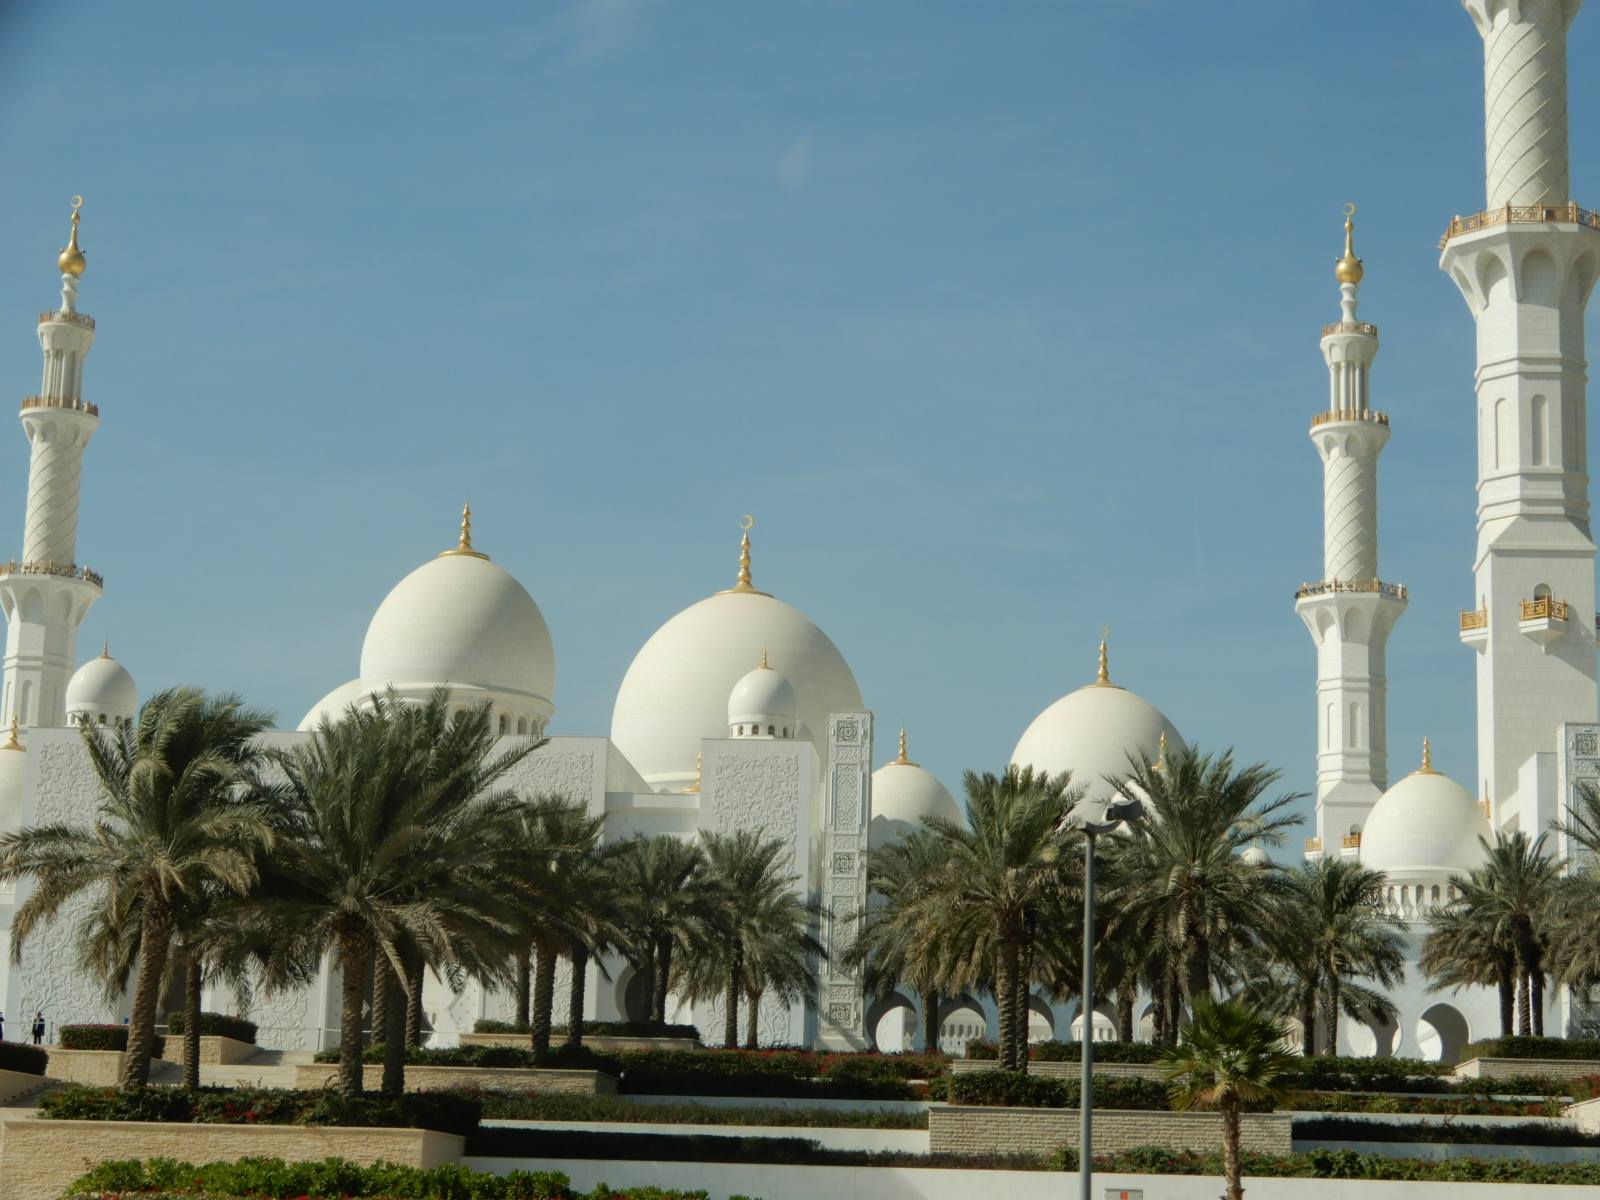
top-left (1102, 746), bottom-right (1302, 1007)
top-left (918, 765), bottom-right (1082, 1071)
top-left (1550, 784), bottom-right (1600, 1001)
top-left (252, 689), bottom-right (533, 1096)
top-left (1161, 997), bottom-right (1299, 1200)
top-left (612, 835), bottom-right (712, 1024)
top-left (0, 688), bottom-right (274, 1090)
top-left (848, 831), bottom-right (958, 1053)
top-left (738, 887), bottom-right (824, 1048)
top-left (1420, 895), bottom-right (1516, 1037)
top-left (687, 829), bottom-right (820, 1049)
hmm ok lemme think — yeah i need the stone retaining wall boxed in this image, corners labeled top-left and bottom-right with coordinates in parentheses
top-left (42, 1048), bottom-right (130, 1086)
top-left (928, 1103), bottom-right (1293, 1157)
top-left (950, 1059), bottom-right (1166, 1081)
top-left (160, 1035), bottom-right (257, 1066)
top-left (293, 1062), bottom-right (617, 1095)
top-left (1454, 1057), bottom-right (1600, 1081)
top-left (0, 1118), bottom-right (463, 1200)
top-left (1566, 1095), bottom-right (1600, 1133)
top-left (459, 1033), bottom-right (698, 1052)
top-left (0, 1067), bottom-right (47, 1104)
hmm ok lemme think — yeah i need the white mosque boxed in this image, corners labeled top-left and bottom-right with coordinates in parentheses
top-left (3, 0), bottom-right (1599, 1060)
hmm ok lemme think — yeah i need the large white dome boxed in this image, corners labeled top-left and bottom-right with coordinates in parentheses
top-left (65, 647), bottom-right (138, 726)
top-left (0, 729), bottom-right (26, 834)
top-left (1359, 750), bottom-right (1490, 878)
top-left (297, 679), bottom-right (371, 732)
top-left (611, 538), bottom-right (861, 788)
top-left (869, 731), bottom-right (961, 848)
top-left (359, 551), bottom-right (555, 719)
top-left (1010, 645), bottom-right (1183, 801)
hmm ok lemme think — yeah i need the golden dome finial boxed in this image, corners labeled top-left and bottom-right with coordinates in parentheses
top-left (1419, 736), bottom-right (1435, 774)
top-left (680, 750), bottom-right (703, 793)
top-left (760, 648), bottom-right (770, 670)
top-left (100, 640), bottom-right (109, 659)
top-left (1335, 202), bottom-right (1364, 285)
top-left (893, 727), bottom-right (918, 767)
top-left (57, 196), bottom-right (86, 278)
top-left (4, 717), bottom-right (20, 750)
top-left (1093, 627), bottom-right (1111, 686)
top-left (439, 503), bottom-right (489, 560)
top-left (720, 515), bottom-right (769, 595)
top-left (1155, 730), bottom-right (1168, 772)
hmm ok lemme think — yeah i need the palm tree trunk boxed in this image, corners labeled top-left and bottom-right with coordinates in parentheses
top-left (181, 956), bottom-right (203, 1091)
top-left (1533, 970), bottom-right (1545, 1037)
top-left (1116, 984), bottom-right (1135, 1043)
top-left (380, 955), bottom-right (406, 1097)
top-left (532, 941), bottom-right (556, 1055)
top-left (369, 956), bottom-right (387, 1047)
top-left (566, 942), bottom-right (588, 1047)
top-left (1165, 970), bottom-right (1181, 1048)
top-left (1497, 956), bottom-right (1515, 1036)
top-left (119, 910), bottom-right (173, 1091)
top-left (723, 938), bottom-right (743, 1050)
top-left (1516, 965), bottom-right (1532, 1037)
top-left (1152, 983), bottom-right (1168, 1048)
top-left (1181, 901), bottom-right (1209, 1004)
top-left (636, 945), bottom-right (657, 1023)
top-left (996, 936), bottom-right (1019, 1071)
top-left (513, 947), bottom-right (531, 1032)
top-left (1222, 1095), bottom-right (1244, 1200)
top-left (1299, 985), bottom-right (1317, 1058)
top-left (920, 988), bottom-right (940, 1054)
top-left (743, 986), bottom-right (761, 1049)
top-left (336, 931), bottom-right (368, 1098)
top-left (405, 954), bottom-right (424, 1048)
top-left (655, 935), bottom-right (674, 1025)
top-left (1324, 976), bottom-right (1342, 1055)
top-left (1014, 920), bottom-right (1034, 1073)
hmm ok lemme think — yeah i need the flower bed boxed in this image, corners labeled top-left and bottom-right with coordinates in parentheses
top-left (611, 1047), bottom-right (944, 1099)
top-left (1460, 1036), bottom-right (1600, 1061)
top-left (313, 1043), bottom-right (620, 1071)
top-left (164, 1011), bottom-right (258, 1044)
top-left (965, 1038), bottom-right (1165, 1064)
top-left (0, 1040), bottom-right (48, 1075)
top-left (1293, 1115), bottom-right (1600, 1146)
top-left (58, 1024), bottom-right (165, 1055)
top-left (1286, 1090), bottom-right (1564, 1117)
top-left (1050, 1145), bottom-right (1600, 1183)
top-left (473, 1017), bottom-right (700, 1040)
top-left (948, 1069), bottom-right (1179, 1111)
top-left (464, 1088), bottom-right (928, 1128)
top-left (65, 1159), bottom-right (713, 1199)
top-left (37, 1085), bottom-right (482, 1136)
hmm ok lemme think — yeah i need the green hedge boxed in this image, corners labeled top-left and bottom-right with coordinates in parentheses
top-left (964, 1039), bottom-right (1165, 1064)
top-left (1295, 1115), bottom-right (1600, 1146)
top-left (460, 1088), bottom-right (928, 1129)
top-left (1459, 1035), bottom-right (1600, 1062)
top-left (611, 1048), bottom-right (943, 1099)
top-left (472, 1017), bottom-right (701, 1040)
top-left (58, 1024), bottom-right (166, 1056)
top-left (1287, 1090), bottom-right (1562, 1117)
top-left (37, 1085), bottom-right (481, 1137)
top-left (0, 1040), bottom-right (47, 1075)
top-left (1052, 1145), bottom-right (1600, 1184)
top-left (312, 1043), bottom-right (621, 1073)
top-left (948, 1069), bottom-right (1177, 1110)
top-left (65, 1158), bottom-right (710, 1198)
top-left (164, 1011), bottom-right (258, 1044)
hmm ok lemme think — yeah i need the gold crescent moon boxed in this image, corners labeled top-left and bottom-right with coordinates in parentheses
top-left (1100, 625), bottom-right (1110, 640)
top-left (740, 514), bottom-right (755, 531)
top-left (70, 195), bottom-right (83, 211)
top-left (1343, 202), bottom-right (1357, 218)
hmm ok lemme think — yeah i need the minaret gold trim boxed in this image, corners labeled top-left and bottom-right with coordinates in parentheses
top-left (100, 640), bottom-right (109, 659)
top-left (1418, 737), bottom-right (1436, 775)
top-left (58, 196), bottom-right (86, 278)
top-left (1092, 628), bottom-right (1115, 687)
top-left (718, 515), bottom-right (770, 596)
top-left (1154, 730), bottom-right (1168, 772)
top-left (1335, 202), bottom-right (1364, 285)
top-left (760, 649), bottom-right (770, 670)
top-left (891, 728), bottom-right (917, 767)
top-left (3, 717), bottom-right (21, 750)
top-left (680, 750), bottom-right (703, 794)
top-left (439, 504), bottom-right (489, 560)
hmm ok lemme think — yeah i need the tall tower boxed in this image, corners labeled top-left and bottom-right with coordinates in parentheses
top-left (1443, 0), bottom-right (1598, 827)
top-left (1297, 208), bottom-right (1407, 847)
top-left (0, 198), bottom-right (104, 731)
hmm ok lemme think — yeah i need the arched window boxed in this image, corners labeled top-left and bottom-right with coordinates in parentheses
top-left (1535, 582), bottom-right (1552, 600)
top-left (98, 713), bottom-right (106, 726)
top-left (782, 727), bottom-right (789, 738)
top-left (737, 725), bottom-right (743, 736)
top-left (1431, 885), bottom-right (1440, 904)
top-left (767, 724), bottom-right (775, 736)
top-left (498, 714), bottom-right (509, 734)
top-left (1531, 395), bottom-right (1548, 466)
top-left (517, 717), bottom-right (528, 735)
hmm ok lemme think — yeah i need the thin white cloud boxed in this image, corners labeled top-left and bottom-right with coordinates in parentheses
top-left (777, 133), bottom-right (814, 191)
top-left (567, 0), bottom-right (652, 59)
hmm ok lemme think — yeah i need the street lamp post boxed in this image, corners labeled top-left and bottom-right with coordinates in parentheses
top-left (1067, 794), bottom-right (1144, 1200)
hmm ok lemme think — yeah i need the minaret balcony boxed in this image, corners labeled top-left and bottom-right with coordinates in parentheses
top-left (1439, 202), bottom-right (1600, 249)
top-left (1295, 578), bottom-right (1406, 601)
top-left (37, 309), bottom-right (94, 331)
top-left (1309, 408), bottom-right (1387, 430)
top-left (1460, 607), bottom-right (1489, 650)
top-left (0, 560), bottom-right (103, 589)
top-left (21, 394), bottom-right (98, 417)
top-left (1321, 320), bottom-right (1378, 337)
top-left (1519, 597), bottom-right (1568, 647)
top-left (1303, 836), bottom-right (1323, 859)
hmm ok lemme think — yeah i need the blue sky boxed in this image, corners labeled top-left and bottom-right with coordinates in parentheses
top-left (1, 1), bottom-right (1596, 845)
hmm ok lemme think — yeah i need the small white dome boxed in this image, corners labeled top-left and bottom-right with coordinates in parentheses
top-left (0, 729), bottom-right (26, 834)
top-left (1360, 753), bottom-right (1489, 878)
top-left (869, 731), bottom-right (961, 848)
top-left (612, 535), bottom-right (861, 788)
top-left (728, 657), bottom-right (799, 736)
top-left (359, 550), bottom-right (555, 722)
top-left (65, 648), bottom-right (138, 726)
top-left (1241, 845), bottom-right (1270, 867)
top-left (1011, 645), bottom-right (1183, 802)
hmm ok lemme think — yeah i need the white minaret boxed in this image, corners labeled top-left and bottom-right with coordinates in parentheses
top-left (1297, 207), bottom-right (1407, 850)
top-left (1443, 0), bottom-right (1598, 829)
top-left (0, 198), bottom-right (104, 731)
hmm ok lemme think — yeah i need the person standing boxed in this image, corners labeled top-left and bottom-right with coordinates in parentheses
top-left (31, 1011), bottom-right (44, 1045)
top-left (0, 1010), bottom-right (6, 1041)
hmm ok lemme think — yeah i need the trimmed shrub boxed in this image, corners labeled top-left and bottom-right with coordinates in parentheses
top-left (948, 1069), bottom-right (1178, 1110)
top-left (965, 1039), bottom-right (1165, 1064)
top-left (1294, 1115), bottom-right (1600, 1146)
top-left (1287, 1089), bottom-right (1562, 1118)
top-left (163, 1011), bottom-right (258, 1044)
top-left (1045, 1145), bottom-right (1600, 1184)
top-left (471, 1017), bottom-right (701, 1040)
top-left (462, 1087), bottom-right (928, 1128)
top-left (37, 1085), bottom-right (482, 1136)
top-left (0, 1040), bottom-right (47, 1075)
top-left (1459, 1035), bottom-right (1600, 1062)
top-left (610, 1047), bottom-right (936, 1099)
top-left (58, 1024), bottom-right (165, 1056)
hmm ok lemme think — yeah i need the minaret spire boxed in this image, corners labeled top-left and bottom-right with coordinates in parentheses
top-left (1297, 204), bottom-right (1406, 855)
top-left (0, 197), bottom-right (105, 731)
